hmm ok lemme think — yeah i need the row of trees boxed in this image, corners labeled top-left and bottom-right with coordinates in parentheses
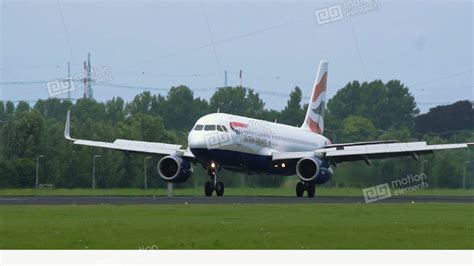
top-left (0, 80), bottom-right (472, 189)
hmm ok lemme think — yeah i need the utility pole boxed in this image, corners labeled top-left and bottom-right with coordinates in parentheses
top-left (35, 155), bottom-right (44, 189)
top-left (224, 70), bottom-right (228, 87)
top-left (92, 155), bottom-right (101, 190)
top-left (83, 60), bottom-right (88, 98)
top-left (167, 183), bottom-right (173, 197)
top-left (144, 157), bottom-right (151, 190)
top-left (463, 161), bottom-right (469, 189)
top-left (87, 53), bottom-right (93, 99)
top-left (239, 70), bottom-right (242, 87)
top-left (83, 53), bottom-right (93, 99)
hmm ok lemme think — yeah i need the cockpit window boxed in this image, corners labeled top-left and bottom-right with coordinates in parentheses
top-left (217, 125), bottom-right (224, 132)
top-left (204, 125), bottom-right (216, 131)
top-left (221, 125), bottom-right (228, 132)
top-left (194, 124), bottom-right (204, 130)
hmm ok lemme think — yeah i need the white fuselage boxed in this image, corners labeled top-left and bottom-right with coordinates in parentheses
top-left (187, 113), bottom-right (330, 174)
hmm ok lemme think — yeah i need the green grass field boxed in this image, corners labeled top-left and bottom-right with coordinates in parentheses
top-left (1, 187), bottom-right (473, 197)
top-left (0, 203), bottom-right (472, 249)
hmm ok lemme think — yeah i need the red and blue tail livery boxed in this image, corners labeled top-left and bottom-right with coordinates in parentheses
top-left (302, 60), bottom-right (328, 134)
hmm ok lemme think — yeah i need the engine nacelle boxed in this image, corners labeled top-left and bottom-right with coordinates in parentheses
top-left (157, 155), bottom-right (193, 183)
top-left (296, 157), bottom-right (333, 184)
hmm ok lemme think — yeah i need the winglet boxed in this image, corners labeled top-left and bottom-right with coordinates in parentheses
top-left (64, 110), bottom-right (75, 141)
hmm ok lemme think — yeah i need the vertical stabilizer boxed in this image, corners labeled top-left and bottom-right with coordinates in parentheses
top-left (301, 60), bottom-right (328, 134)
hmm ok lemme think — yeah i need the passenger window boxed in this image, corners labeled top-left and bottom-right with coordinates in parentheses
top-left (204, 125), bottom-right (216, 131)
top-left (217, 125), bottom-right (224, 132)
top-left (194, 124), bottom-right (204, 130)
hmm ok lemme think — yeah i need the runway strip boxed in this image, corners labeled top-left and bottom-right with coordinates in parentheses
top-left (0, 195), bottom-right (472, 205)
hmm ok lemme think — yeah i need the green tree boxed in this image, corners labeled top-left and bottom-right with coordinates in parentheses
top-left (0, 101), bottom-right (6, 122)
top-left (378, 127), bottom-right (414, 142)
top-left (125, 91), bottom-right (154, 115)
top-left (340, 115), bottom-right (378, 142)
top-left (5, 101), bottom-right (15, 116)
top-left (161, 86), bottom-right (203, 131)
top-left (415, 100), bottom-right (474, 136)
top-left (2, 109), bottom-right (44, 158)
top-left (209, 87), bottom-right (247, 115)
top-left (279, 86), bottom-right (305, 126)
top-left (327, 80), bottom-right (418, 131)
top-left (209, 87), bottom-right (265, 118)
top-left (34, 98), bottom-right (73, 122)
top-left (104, 97), bottom-right (125, 125)
top-left (16, 101), bottom-right (31, 115)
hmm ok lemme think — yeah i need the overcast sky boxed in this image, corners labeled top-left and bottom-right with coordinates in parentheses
top-left (0, 0), bottom-right (472, 113)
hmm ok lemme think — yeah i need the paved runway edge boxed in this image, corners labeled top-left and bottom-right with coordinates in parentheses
top-left (0, 195), bottom-right (472, 205)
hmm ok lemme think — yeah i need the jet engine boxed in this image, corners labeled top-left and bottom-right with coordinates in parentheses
top-left (157, 155), bottom-right (193, 183)
top-left (296, 157), bottom-right (333, 184)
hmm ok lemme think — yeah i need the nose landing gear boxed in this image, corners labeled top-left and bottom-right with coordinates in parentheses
top-left (204, 162), bottom-right (224, 197)
top-left (296, 181), bottom-right (316, 198)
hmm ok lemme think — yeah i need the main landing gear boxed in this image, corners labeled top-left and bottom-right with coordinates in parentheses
top-left (296, 181), bottom-right (316, 198)
top-left (204, 162), bottom-right (224, 197)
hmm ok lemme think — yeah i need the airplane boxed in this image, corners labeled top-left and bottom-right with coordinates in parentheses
top-left (64, 60), bottom-right (473, 197)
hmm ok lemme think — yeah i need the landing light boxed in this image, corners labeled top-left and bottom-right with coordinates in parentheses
top-left (281, 163), bottom-right (286, 168)
top-left (211, 162), bottom-right (216, 169)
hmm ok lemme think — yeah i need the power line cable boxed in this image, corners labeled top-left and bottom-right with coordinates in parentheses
top-left (122, 18), bottom-right (301, 68)
top-left (409, 68), bottom-right (472, 88)
top-left (56, 0), bottom-right (74, 62)
top-left (200, 0), bottom-right (222, 85)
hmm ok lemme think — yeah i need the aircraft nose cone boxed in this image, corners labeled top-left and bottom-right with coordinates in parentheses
top-left (188, 132), bottom-right (207, 149)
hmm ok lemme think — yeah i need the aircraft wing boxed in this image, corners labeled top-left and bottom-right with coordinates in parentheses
top-left (272, 141), bottom-right (473, 164)
top-left (323, 140), bottom-right (398, 148)
top-left (64, 111), bottom-right (194, 158)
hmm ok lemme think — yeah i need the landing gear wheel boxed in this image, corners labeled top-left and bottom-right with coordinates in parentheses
top-left (296, 182), bottom-right (305, 197)
top-left (215, 182), bottom-right (225, 196)
top-left (206, 162), bottom-right (224, 197)
top-left (205, 181), bottom-right (214, 197)
top-left (307, 182), bottom-right (316, 198)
